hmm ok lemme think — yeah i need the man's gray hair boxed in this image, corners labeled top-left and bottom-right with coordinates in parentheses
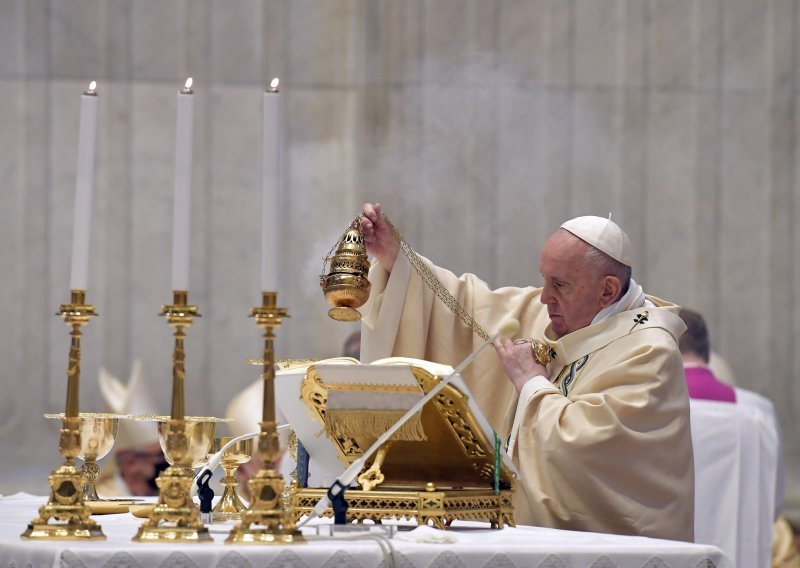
top-left (583, 245), bottom-right (632, 296)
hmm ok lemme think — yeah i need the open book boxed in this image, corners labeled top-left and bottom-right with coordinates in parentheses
top-left (275, 356), bottom-right (518, 489)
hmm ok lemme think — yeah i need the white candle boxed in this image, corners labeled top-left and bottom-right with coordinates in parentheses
top-left (172, 77), bottom-right (194, 291)
top-left (69, 81), bottom-right (98, 291)
top-left (261, 77), bottom-right (281, 292)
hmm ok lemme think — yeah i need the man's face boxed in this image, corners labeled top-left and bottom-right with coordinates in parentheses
top-left (539, 230), bottom-right (606, 337)
top-left (116, 442), bottom-right (168, 496)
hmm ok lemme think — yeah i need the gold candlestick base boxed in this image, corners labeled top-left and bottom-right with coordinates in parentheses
top-left (21, 437), bottom-right (104, 540)
top-left (226, 292), bottom-right (304, 545)
top-left (133, 419), bottom-right (213, 543)
top-left (22, 291), bottom-right (105, 541)
top-left (226, 467), bottom-right (303, 544)
top-left (132, 463), bottom-right (211, 543)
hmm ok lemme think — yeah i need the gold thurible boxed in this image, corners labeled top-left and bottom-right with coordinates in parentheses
top-left (226, 291), bottom-right (305, 545)
top-left (320, 217), bottom-right (371, 322)
top-left (22, 290), bottom-right (105, 540)
top-left (133, 291), bottom-right (212, 543)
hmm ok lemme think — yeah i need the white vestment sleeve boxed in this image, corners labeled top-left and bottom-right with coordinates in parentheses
top-left (506, 376), bottom-right (559, 457)
top-left (360, 253), bottom-right (412, 363)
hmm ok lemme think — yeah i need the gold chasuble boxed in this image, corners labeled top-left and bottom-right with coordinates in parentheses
top-left (361, 253), bottom-right (694, 542)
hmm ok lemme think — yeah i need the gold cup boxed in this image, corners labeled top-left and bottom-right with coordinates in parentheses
top-left (44, 412), bottom-right (120, 501)
top-left (157, 417), bottom-right (218, 475)
top-left (211, 437), bottom-right (253, 522)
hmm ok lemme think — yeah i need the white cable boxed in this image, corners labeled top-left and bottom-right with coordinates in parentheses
top-left (297, 318), bottom-right (520, 528)
top-left (190, 423), bottom-right (291, 496)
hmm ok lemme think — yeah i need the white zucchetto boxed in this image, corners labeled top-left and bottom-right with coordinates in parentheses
top-left (560, 216), bottom-right (632, 267)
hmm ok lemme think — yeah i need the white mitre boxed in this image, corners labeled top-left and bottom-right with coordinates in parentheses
top-left (560, 215), bottom-right (632, 267)
top-left (98, 359), bottom-right (157, 449)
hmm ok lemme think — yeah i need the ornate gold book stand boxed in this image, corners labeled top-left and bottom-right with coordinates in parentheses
top-left (288, 362), bottom-right (516, 529)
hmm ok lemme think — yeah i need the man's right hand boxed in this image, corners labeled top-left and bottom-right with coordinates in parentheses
top-left (361, 203), bottom-right (400, 272)
top-left (494, 338), bottom-right (548, 394)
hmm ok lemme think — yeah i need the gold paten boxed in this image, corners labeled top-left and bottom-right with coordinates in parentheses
top-left (131, 414), bottom-right (230, 424)
top-left (226, 291), bottom-right (304, 545)
top-left (295, 364), bottom-right (516, 528)
top-left (319, 218), bottom-right (371, 321)
top-left (133, 291), bottom-right (212, 544)
top-left (211, 436), bottom-right (253, 522)
top-left (22, 290), bottom-right (105, 541)
top-left (43, 412), bottom-right (122, 501)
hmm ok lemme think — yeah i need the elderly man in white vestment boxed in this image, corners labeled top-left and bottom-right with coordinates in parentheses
top-left (358, 203), bottom-right (694, 541)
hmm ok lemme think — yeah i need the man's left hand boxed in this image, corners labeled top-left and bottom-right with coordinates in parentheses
top-left (494, 338), bottom-right (548, 394)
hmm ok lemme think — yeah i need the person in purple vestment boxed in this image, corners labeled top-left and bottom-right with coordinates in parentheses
top-left (678, 308), bottom-right (736, 403)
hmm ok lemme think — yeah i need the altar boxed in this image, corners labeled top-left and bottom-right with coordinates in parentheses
top-left (0, 493), bottom-right (727, 568)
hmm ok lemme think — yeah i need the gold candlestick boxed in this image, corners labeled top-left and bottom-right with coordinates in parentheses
top-left (133, 291), bottom-right (211, 543)
top-left (22, 290), bottom-right (105, 540)
top-left (226, 291), bottom-right (304, 545)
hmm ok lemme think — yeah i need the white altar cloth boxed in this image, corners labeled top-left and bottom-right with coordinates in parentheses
top-left (0, 493), bottom-right (728, 568)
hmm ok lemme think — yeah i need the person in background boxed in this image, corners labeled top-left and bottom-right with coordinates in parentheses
top-left (96, 361), bottom-right (167, 497)
top-left (109, 443), bottom-right (167, 496)
top-left (679, 308), bottom-right (800, 568)
top-left (678, 309), bottom-right (736, 403)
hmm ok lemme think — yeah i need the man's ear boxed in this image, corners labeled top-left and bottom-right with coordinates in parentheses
top-left (599, 276), bottom-right (622, 309)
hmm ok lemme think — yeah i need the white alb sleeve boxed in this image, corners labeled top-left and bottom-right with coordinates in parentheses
top-left (506, 376), bottom-right (559, 457)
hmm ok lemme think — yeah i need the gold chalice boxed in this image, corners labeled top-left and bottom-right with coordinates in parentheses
top-left (210, 437), bottom-right (253, 522)
top-left (156, 416), bottom-right (220, 477)
top-left (44, 412), bottom-right (121, 501)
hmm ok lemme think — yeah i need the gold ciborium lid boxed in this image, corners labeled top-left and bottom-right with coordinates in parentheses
top-left (320, 222), bottom-right (371, 321)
